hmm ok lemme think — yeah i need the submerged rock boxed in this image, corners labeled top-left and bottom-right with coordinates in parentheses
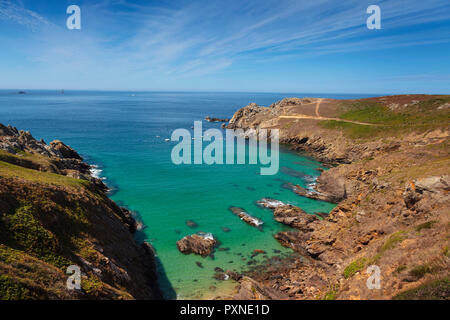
top-left (229, 207), bottom-right (263, 229)
top-left (214, 272), bottom-right (229, 281)
top-left (280, 166), bottom-right (314, 181)
top-left (186, 219), bottom-right (198, 228)
top-left (176, 232), bottom-right (217, 257)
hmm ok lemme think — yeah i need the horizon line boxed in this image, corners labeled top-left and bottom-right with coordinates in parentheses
top-left (2, 88), bottom-right (447, 96)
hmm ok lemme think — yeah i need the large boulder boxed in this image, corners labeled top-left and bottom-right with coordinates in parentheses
top-left (176, 232), bottom-right (217, 257)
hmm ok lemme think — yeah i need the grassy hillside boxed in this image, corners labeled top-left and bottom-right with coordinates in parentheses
top-left (320, 95), bottom-right (450, 139)
top-left (0, 149), bottom-right (161, 300)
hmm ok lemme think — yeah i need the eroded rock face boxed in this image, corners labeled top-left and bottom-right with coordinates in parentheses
top-left (176, 233), bottom-right (217, 257)
top-left (221, 96), bottom-right (450, 301)
top-left (273, 205), bottom-right (318, 231)
top-left (257, 198), bottom-right (318, 231)
top-left (226, 103), bottom-right (269, 129)
top-left (282, 182), bottom-right (341, 203)
top-left (50, 140), bottom-right (83, 160)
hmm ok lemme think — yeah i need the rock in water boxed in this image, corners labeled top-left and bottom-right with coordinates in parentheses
top-left (256, 198), bottom-right (287, 210)
top-left (205, 116), bottom-right (230, 122)
top-left (273, 205), bottom-right (318, 232)
top-left (186, 219), bottom-right (198, 228)
top-left (229, 207), bottom-right (264, 229)
top-left (176, 232), bottom-right (217, 257)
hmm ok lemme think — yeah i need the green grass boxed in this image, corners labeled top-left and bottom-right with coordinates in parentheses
top-left (343, 231), bottom-right (407, 278)
top-left (343, 257), bottom-right (367, 279)
top-left (0, 160), bottom-right (87, 188)
top-left (319, 97), bottom-right (450, 139)
top-left (393, 277), bottom-right (449, 300)
top-left (0, 274), bottom-right (33, 300)
top-left (0, 205), bottom-right (73, 269)
top-left (408, 263), bottom-right (440, 279)
top-left (339, 102), bottom-right (406, 124)
top-left (379, 231), bottom-right (406, 254)
top-left (395, 265), bottom-right (407, 274)
top-left (415, 220), bottom-right (438, 232)
top-left (320, 120), bottom-right (386, 139)
top-left (321, 283), bottom-right (339, 300)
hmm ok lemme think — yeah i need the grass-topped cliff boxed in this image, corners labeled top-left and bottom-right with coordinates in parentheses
top-left (225, 94), bottom-right (449, 300)
top-left (0, 125), bottom-right (162, 299)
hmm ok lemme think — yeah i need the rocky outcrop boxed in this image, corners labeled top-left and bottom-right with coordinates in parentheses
top-left (273, 205), bottom-right (318, 231)
top-left (256, 198), bottom-right (287, 210)
top-left (229, 207), bottom-right (263, 229)
top-left (0, 124), bottom-right (107, 191)
top-left (205, 116), bottom-right (229, 123)
top-left (0, 123), bottom-right (163, 300)
top-left (49, 140), bottom-right (83, 160)
top-left (257, 198), bottom-right (318, 231)
top-left (176, 232), bottom-right (217, 257)
top-left (283, 183), bottom-right (342, 204)
top-left (226, 95), bottom-right (450, 300)
top-left (234, 276), bottom-right (289, 300)
top-left (226, 103), bottom-right (269, 129)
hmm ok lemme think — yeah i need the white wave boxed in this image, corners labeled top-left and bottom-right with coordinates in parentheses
top-left (264, 199), bottom-right (285, 207)
top-left (90, 165), bottom-right (105, 180)
top-left (199, 232), bottom-right (215, 241)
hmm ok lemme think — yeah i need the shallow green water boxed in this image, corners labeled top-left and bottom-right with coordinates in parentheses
top-left (0, 91), bottom-right (371, 299)
top-left (109, 143), bottom-right (335, 298)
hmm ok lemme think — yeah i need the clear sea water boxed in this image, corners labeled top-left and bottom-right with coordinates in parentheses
top-left (0, 90), bottom-right (377, 299)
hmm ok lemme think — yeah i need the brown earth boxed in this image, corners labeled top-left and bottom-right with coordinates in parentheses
top-left (0, 124), bottom-right (163, 300)
top-left (224, 94), bottom-right (450, 300)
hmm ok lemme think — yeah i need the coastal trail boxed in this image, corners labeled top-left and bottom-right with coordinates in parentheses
top-left (279, 99), bottom-right (382, 126)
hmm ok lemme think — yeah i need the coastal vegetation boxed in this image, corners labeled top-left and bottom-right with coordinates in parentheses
top-left (224, 94), bottom-right (449, 300)
top-left (0, 125), bottom-right (162, 299)
top-left (320, 96), bottom-right (450, 139)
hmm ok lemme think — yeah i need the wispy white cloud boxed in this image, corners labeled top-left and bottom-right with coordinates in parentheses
top-left (1, 0), bottom-right (449, 90)
top-left (0, 0), bottom-right (53, 31)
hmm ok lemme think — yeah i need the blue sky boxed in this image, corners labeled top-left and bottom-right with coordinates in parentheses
top-left (0, 0), bottom-right (449, 93)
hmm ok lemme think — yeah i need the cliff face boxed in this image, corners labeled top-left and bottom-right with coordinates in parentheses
top-left (0, 124), bottom-right (162, 299)
top-left (226, 95), bottom-right (450, 300)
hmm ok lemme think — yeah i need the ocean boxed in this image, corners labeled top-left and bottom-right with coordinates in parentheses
top-left (0, 90), bottom-right (376, 299)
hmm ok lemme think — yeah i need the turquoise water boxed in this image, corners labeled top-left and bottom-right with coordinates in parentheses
top-left (0, 90), bottom-right (375, 299)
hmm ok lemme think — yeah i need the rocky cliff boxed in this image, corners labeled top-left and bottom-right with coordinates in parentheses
top-left (226, 95), bottom-right (450, 300)
top-left (0, 124), bottom-right (163, 299)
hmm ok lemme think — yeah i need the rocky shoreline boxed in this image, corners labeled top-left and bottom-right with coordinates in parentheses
top-left (0, 124), bottom-right (163, 299)
top-left (220, 95), bottom-right (450, 300)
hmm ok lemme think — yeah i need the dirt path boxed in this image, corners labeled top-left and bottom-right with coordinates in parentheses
top-left (279, 114), bottom-right (379, 126)
top-left (280, 98), bottom-right (381, 126)
top-left (315, 98), bottom-right (322, 117)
